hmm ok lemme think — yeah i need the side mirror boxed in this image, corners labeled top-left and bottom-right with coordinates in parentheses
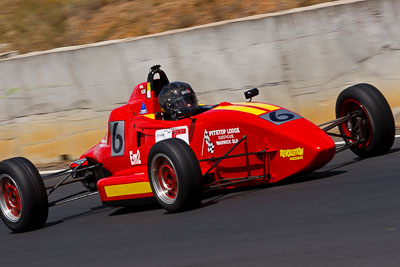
top-left (244, 88), bottom-right (259, 102)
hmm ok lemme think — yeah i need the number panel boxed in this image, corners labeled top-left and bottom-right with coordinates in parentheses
top-left (110, 121), bottom-right (125, 156)
top-left (260, 109), bottom-right (302, 125)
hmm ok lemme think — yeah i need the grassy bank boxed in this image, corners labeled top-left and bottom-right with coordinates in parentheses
top-left (0, 0), bottom-right (337, 54)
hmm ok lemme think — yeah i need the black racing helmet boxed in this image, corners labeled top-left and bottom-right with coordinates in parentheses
top-left (158, 82), bottom-right (199, 119)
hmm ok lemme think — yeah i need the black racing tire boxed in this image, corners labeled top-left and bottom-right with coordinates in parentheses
top-left (147, 138), bottom-right (203, 212)
top-left (0, 157), bottom-right (48, 233)
top-left (335, 83), bottom-right (395, 157)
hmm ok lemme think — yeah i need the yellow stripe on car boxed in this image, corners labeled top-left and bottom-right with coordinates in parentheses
top-left (142, 113), bottom-right (155, 119)
top-left (146, 82), bottom-right (151, 98)
top-left (234, 102), bottom-right (280, 111)
top-left (105, 182), bottom-right (152, 197)
top-left (213, 105), bottom-right (267, 115)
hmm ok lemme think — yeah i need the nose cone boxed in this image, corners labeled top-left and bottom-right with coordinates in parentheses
top-left (269, 118), bottom-right (336, 182)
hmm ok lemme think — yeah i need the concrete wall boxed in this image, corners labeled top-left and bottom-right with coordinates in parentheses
top-left (1, 0), bottom-right (400, 163)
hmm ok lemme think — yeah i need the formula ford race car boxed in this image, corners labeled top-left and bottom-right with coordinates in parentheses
top-left (0, 65), bottom-right (395, 233)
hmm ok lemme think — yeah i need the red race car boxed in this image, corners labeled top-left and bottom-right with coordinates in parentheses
top-left (0, 65), bottom-right (395, 233)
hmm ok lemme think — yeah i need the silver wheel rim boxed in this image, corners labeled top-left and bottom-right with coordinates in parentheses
top-left (0, 174), bottom-right (22, 222)
top-left (150, 153), bottom-right (179, 205)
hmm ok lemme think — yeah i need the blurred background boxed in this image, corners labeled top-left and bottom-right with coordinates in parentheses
top-left (0, 0), bottom-right (399, 165)
top-left (0, 0), bottom-right (336, 54)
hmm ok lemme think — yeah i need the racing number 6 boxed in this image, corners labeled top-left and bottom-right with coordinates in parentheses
top-left (269, 111), bottom-right (295, 122)
top-left (110, 121), bottom-right (125, 156)
top-left (261, 109), bottom-right (302, 125)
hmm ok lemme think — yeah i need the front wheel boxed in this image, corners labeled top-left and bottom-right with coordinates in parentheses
top-left (147, 138), bottom-right (203, 212)
top-left (335, 83), bottom-right (395, 157)
top-left (0, 157), bottom-right (48, 232)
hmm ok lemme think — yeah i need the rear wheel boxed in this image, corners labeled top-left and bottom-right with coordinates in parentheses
top-left (0, 157), bottom-right (48, 232)
top-left (148, 139), bottom-right (202, 212)
top-left (335, 83), bottom-right (395, 157)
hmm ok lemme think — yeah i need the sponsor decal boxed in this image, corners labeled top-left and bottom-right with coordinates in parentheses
top-left (155, 126), bottom-right (189, 144)
top-left (208, 127), bottom-right (240, 136)
top-left (181, 88), bottom-right (191, 95)
top-left (139, 84), bottom-right (145, 94)
top-left (203, 130), bottom-right (215, 154)
top-left (140, 101), bottom-right (148, 114)
top-left (280, 147), bottom-right (304, 161)
top-left (202, 127), bottom-right (240, 155)
top-left (129, 149), bottom-right (142, 165)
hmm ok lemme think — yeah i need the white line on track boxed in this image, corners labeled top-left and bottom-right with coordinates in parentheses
top-left (39, 135), bottom-right (400, 175)
top-left (40, 170), bottom-right (66, 175)
top-left (335, 134), bottom-right (400, 145)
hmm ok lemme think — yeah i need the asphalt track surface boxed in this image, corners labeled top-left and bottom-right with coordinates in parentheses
top-left (1, 137), bottom-right (399, 266)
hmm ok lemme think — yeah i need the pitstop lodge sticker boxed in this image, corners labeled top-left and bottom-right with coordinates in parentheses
top-left (202, 127), bottom-right (240, 155)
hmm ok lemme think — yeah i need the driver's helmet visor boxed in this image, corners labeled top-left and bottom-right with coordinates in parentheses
top-left (170, 94), bottom-right (198, 110)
